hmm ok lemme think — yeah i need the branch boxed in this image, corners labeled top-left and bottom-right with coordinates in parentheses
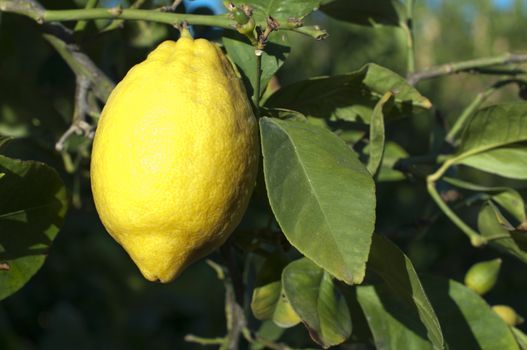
top-left (426, 160), bottom-right (487, 247)
top-left (403, 0), bottom-right (415, 74)
top-left (55, 76), bottom-right (94, 152)
top-left (184, 335), bottom-right (225, 346)
top-left (0, 0), bottom-right (235, 28)
top-left (407, 52), bottom-right (527, 85)
top-left (0, 0), bottom-right (44, 22)
top-left (41, 25), bottom-right (114, 101)
top-left (3, 0), bottom-right (115, 153)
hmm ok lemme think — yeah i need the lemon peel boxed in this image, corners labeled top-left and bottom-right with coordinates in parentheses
top-left (91, 36), bottom-right (259, 282)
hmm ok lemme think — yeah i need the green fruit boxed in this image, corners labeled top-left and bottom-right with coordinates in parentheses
top-left (492, 305), bottom-right (524, 326)
top-left (464, 258), bottom-right (501, 295)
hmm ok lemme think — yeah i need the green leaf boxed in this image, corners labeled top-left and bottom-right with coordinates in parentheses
top-left (422, 276), bottom-right (520, 350)
top-left (265, 63), bottom-right (431, 124)
top-left (252, 281), bottom-right (281, 320)
top-left (357, 276), bottom-right (520, 350)
top-left (513, 327), bottom-right (527, 350)
top-left (231, 0), bottom-right (320, 26)
top-left (223, 33), bottom-right (290, 101)
top-left (367, 91), bottom-right (392, 175)
top-left (320, 0), bottom-right (407, 27)
top-left (458, 145), bottom-right (527, 180)
top-left (356, 285), bottom-right (436, 349)
top-left (260, 117), bottom-right (376, 284)
top-left (367, 234), bottom-right (444, 349)
top-left (0, 136), bottom-right (11, 150)
top-left (377, 141), bottom-right (408, 181)
top-left (478, 201), bottom-right (527, 264)
top-left (262, 108), bottom-right (307, 122)
top-left (250, 321), bottom-right (285, 350)
top-left (250, 281), bottom-right (301, 328)
top-left (0, 155), bottom-right (68, 301)
top-left (282, 258), bottom-right (351, 348)
top-left (454, 103), bottom-right (527, 164)
top-left (442, 176), bottom-right (509, 192)
top-left (442, 177), bottom-right (525, 225)
top-left (492, 190), bottom-right (526, 225)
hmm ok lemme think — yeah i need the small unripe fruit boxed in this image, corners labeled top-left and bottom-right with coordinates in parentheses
top-left (492, 305), bottom-right (524, 326)
top-left (464, 258), bottom-right (501, 295)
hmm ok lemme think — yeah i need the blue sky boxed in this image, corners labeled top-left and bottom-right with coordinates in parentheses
top-left (427, 0), bottom-right (522, 10)
top-left (493, 0), bottom-right (514, 9)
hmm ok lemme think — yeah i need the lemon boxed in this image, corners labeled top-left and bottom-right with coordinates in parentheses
top-left (90, 34), bottom-right (259, 283)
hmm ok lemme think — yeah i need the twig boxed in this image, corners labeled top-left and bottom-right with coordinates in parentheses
top-left (74, 0), bottom-right (98, 32)
top-left (254, 50), bottom-right (262, 110)
top-left (427, 180), bottom-right (486, 247)
top-left (101, 0), bottom-right (148, 33)
top-left (160, 0), bottom-right (182, 12)
top-left (220, 241), bottom-right (245, 313)
top-left (2, 1), bottom-right (114, 156)
top-left (55, 76), bottom-right (94, 152)
top-left (0, 0), bottom-right (234, 28)
top-left (468, 67), bottom-right (526, 75)
top-left (1, 0), bottom-right (330, 42)
top-left (426, 160), bottom-right (487, 247)
top-left (222, 285), bottom-right (245, 350)
top-left (41, 24), bottom-right (114, 101)
top-left (184, 335), bottom-right (225, 346)
top-left (403, 0), bottom-right (415, 74)
top-left (407, 52), bottom-right (527, 85)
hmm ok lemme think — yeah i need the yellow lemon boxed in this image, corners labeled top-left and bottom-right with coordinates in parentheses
top-left (90, 34), bottom-right (259, 283)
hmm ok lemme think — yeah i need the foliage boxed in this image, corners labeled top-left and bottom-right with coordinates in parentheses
top-left (1, 0), bottom-right (527, 349)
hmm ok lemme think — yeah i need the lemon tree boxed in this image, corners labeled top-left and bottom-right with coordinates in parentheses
top-left (1, 0), bottom-right (527, 349)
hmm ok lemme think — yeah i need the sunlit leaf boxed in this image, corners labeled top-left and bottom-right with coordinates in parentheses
top-left (513, 327), bottom-right (527, 350)
top-left (260, 117), bottom-right (375, 284)
top-left (458, 145), bottom-right (527, 180)
top-left (454, 104), bottom-right (527, 168)
top-left (231, 0), bottom-right (320, 26)
top-left (266, 63), bottom-right (431, 124)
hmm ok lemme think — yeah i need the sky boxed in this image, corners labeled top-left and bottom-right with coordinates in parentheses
top-left (427, 0), bottom-right (522, 10)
